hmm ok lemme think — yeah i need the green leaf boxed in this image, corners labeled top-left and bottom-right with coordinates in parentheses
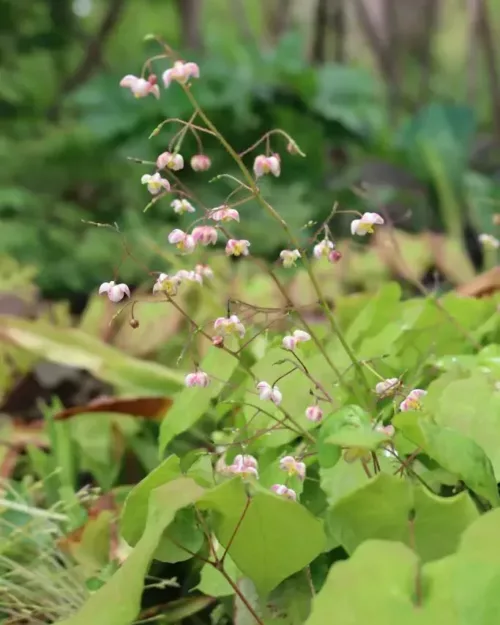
top-left (305, 541), bottom-right (420, 625)
top-left (154, 507), bottom-right (204, 563)
top-left (326, 425), bottom-right (390, 451)
top-left (317, 405), bottom-right (371, 469)
top-left (196, 546), bottom-right (240, 597)
top-left (394, 411), bottom-right (499, 506)
top-left (327, 473), bottom-right (479, 561)
top-left (159, 348), bottom-right (239, 454)
top-left (58, 478), bottom-right (205, 625)
top-left (199, 478), bottom-right (326, 595)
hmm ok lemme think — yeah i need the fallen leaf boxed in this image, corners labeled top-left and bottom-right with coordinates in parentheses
top-left (53, 396), bottom-right (173, 421)
top-left (454, 266), bottom-right (500, 298)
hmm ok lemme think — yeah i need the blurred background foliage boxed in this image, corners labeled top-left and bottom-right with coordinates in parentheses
top-left (1, 0), bottom-right (500, 302)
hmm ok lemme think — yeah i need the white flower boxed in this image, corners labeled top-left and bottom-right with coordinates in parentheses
top-left (168, 229), bottom-right (196, 254)
top-left (253, 154), bottom-right (281, 178)
top-left (280, 249), bottom-right (301, 268)
top-left (279, 456), bottom-right (306, 480)
top-left (175, 269), bottom-right (202, 284)
top-left (351, 212), bottom-right (384, 236)
top-left (120, 74), bottom-right (160, 99)
top-left (192, 226), bottom-right (218, 246)
top-left (195, 264), bottom-right (213, 280)
top-left (185, 371), bottom-right (210, 387)
top-left (225, 239), bottom-right (250, 257)
top-left (141, 172), bottom-right (170, 195)
top-left (210, 206), bottom-right (240, 222)
top-left (271, 484), bottom-right (296, 501)
top-left (98, 281), bottom-right (130, 303)
top-left (479, 234), bottom-right (500, 249)
top-left (171, 199), bottom-right (195, 214)
top-left (282, 329), bottom-right (311, 350)
top-left (157, 151), bottom-right (184, 171)
top-left (313, 239), bottom-right (334, 259)
top-left (214, 315), bottom-right (245, 338)
top-left (226, 454), bottom-right (259, 479)
top-left (153, 273), bottom-right (182, 296)
top-left (256, 381), bottom-right (282, 405)
top-left (162, 61), bottom-right (200, 87)
top-left (375, 378), bottom-right (400, 398)
top-left (400, 389), bottom-right (427, 412)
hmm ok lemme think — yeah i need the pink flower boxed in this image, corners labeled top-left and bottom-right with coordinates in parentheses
top-left (156, 151), bottom-right (184, 171)
top-left (400, 389), bottom-right (427, 412)
top-left (280, 249), bottom-right (301, 268)
top-left (210, 206), bottom-right (240, 223)
top-left (162, 61), bottom-right (200, 87)
top-left (168, 229), bottom-right (196, 254)
top-left (375, 423), bottom-right (395, 438)
top-left (195, 264), bottom-right (213, 280)
top-left (185, 371), bottom-right (210, 388)
top-left (282, 329), bottom-right (311, 350)
top-left (271, 484), bottom-right (297, 501)
top-left (98, 281), bottom-right (130, 303)
top-left (171, 199), bottom-right (195, 214)
top-left (313, 239), bottom-right (334, 259)
top-left (328, 250), bottom-right (342, 263)
top-left (256, 381), bottom-right (282, 405)
top-left (214, 315), bottom-right (245, 338)
top-left (305, 405), bottom-right (323, 423)
top-left (141, 172), bottom-right (170, 195)
top-left (175, 269), bottom-right (203, 284)
top-left (375, 378), bottom-right (400, 398)
top-left (191, 154), bottom-right (211, 172)
top-left (192, 226), bottom-right (218, 246)
top-left (153, 273), bottom-right (182, 296)
top-left (226, 239), bottom-right (250, 257)
top-left (351, 212), bottom-right (384, 236)
top-left (120, 74), bottom-right (160, 99)
top-left (279, 456), bottom-right (306, 480)
top-left (253, 154), bottom-right (281, 178)
top-left (227, 454), bottom-right (259, 479)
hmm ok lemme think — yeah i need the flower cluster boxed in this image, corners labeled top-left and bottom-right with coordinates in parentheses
top-left (120, 61), bottom-right (200, 100)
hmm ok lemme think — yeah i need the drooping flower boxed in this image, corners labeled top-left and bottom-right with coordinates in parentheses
top-left (175, 269), bottom-right (203, 285)
top-left (185, 371), bottom-right (210, 388)
top-left (328, 250), bottom-right (342, 263)
top-left (313, 238), bottom-right (334, 259)
top-left (271, 484), bottom-right (297, 501)
top-left (157, 151), bottom-right (184, 171)
top-left (351, 212), bottom-right (384, 236)
top-left (98, 281), bottom-right (130, 303)
top-left (253, 154), bottom-right (281, 178)
top-left (399, 389), bottom-right (427, 412)
top-left (192, 226), bottom-right (218, 246)
top-left (141, 172), bottom-right (170, 195)
top-left (225, 239), bottom-right (250, 257)
top-left (256, 381), bottom-right (282, 405)
top-left (479, 233), bottom-right (500, 249)
top-left (153, 273), bottom-right (182, 296)
top-left (210, 206), bottom-right (240, 223)
top-left (375, 378), bottom-right (400, 398)
top-left (214, 315), bottom-right (245, 338)
top-left (190, 154), bottom-right (211, 172)
top-left (282, 329), bottom-right (311, 351)
top-left (227, 454), bottom-right (258, 479)
top-left (279, 456), bottom-right (306, 481)
top-left (120, 74), bottom-right (160, 99)
top-left (305, 405), bottom-right (323, 423)
top-left (280, 249), bottom-right (301, 268)
top-left (162, 61), bottom-right (200, 88)
top-left (171, 199), bottom-right (195, 214)
top-left (374, 423), bottom-right (395, 437)
top-left (168, 229), bottom-right (196, 254)
top-left (195, 264), bottom-right (213, 280)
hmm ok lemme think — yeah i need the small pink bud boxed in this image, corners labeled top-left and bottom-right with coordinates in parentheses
top-left (192, 226), bottom-right (218, 246)
top-left (210, 206), bottom-right (240, 223)
top-left (162, 61), bottom-right (200, 88)
top-left (279, 456), bottom-right (306, 480)
top-left (225, 239), bottom-right (250, 257)
top-left (286, 141), bottom-right (300, 155)
top-left (305, 405), bottom-right (323, 423)
top-left (271, 484), bottom-right (297, 501)
top-left (282, 336), bottom-right (297, 350)
top-left (185, 371), bottom-right (210, 388)
top-left (212, 335), bottom-right (224, 348)
top-left (253, 154), bottom-right (281, 178)
top-left (328, 250), bottom-right (342, 263)
top-left (98, 281), bottom-right (130, 303)
top-left (190, 154), bottom-right (211, 172)
top-left (157, 151), bottom-right (184, 171)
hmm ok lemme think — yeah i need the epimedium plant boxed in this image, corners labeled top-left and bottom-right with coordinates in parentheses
top-left (33, 36), bottom-right (500, 625)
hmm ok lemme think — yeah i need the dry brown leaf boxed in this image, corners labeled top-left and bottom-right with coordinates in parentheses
top-left (53, 395), bottom-right (173, 421)
top-left (454, 266), bottom-right (500, 298)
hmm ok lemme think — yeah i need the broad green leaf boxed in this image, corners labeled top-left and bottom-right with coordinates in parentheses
top-left (305, 541), bottom-right (421, 625)
top-left (121, 455), bottom-right (181, 545)
top-left (320, 457), bottom-right (369, 506)
top-left (154, 507), bottom-right (204, 563)
top-left (196, 547), bottom-right (240, 597)
top-left (395, 411), bottom-right (499, 506)
top-left (0, 317), bottom-right (184, 394)
top-left (199, 478), bottom-right (326, 595)
top-left (159, 348), bottom-right (239, 454)
top-left (426, 371), bottom-right (500, 478)
top-left (328, 473), bottom-right (479, 561)
top-left (326, 425), bottom-right (390, 451)
top-left (58, 478), bottom-right (205, 625)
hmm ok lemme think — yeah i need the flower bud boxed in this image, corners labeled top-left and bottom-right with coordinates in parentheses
top-left (305, 405), bottom-right (323, 423)
top-left (191, 154), bottom-right (211, 172)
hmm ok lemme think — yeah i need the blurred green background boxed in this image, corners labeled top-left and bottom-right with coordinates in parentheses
top-left (2, 0), bottom-right (500, 303)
